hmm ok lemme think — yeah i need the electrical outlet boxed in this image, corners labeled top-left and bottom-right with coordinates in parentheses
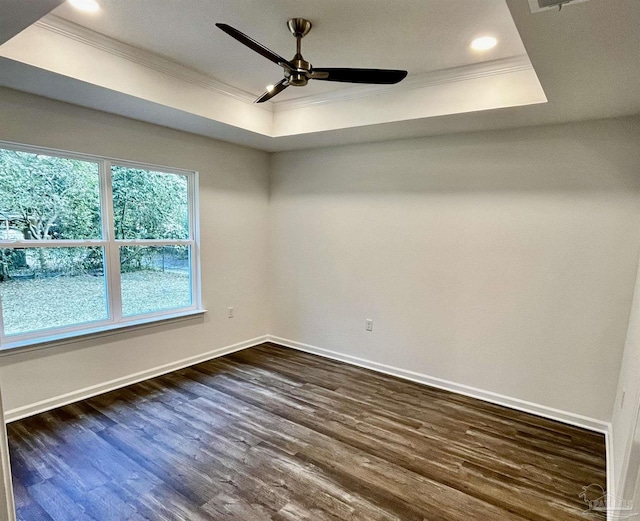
top-left (228, 306), bottom-right (234, 319)
top-left (365, 319), bottom-right (373, 332)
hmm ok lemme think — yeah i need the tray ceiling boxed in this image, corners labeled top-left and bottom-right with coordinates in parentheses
top-left (51, 0), bottom-right (528, 103)
top-left (0, 0), bottom-right (638, 151)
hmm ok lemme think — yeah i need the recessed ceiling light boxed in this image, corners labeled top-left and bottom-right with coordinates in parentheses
top-left (470, 36), bottom-right (497, 52)
top-left (68, 0), bottom-right (100, 13)
top-left (266, 84), bottom-right (275, 92)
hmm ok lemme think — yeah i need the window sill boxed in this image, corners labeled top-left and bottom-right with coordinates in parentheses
top-left (0, 309), bottom-right (207, 356)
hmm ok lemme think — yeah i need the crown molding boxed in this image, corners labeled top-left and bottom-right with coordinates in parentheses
top-left (32, 15), bottom-right (533, 116)
top-left (35, 15), bottom-right (265, 108)
top-left (273, 55), bottom-right (534, 112)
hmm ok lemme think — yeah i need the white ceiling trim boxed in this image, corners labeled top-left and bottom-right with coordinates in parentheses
top-left (36, 15), bottom-right (260, 106)
top-left (273, 55), bottom-right (534, 113)
top-left (35, 14), bottom-right (533, 115)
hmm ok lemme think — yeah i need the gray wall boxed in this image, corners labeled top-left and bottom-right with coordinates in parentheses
top-left (269, 117), bottom-right (640, 422)
top-left (1, 87), bottom-right (638, 429)
top-left (0, 88), bottom-right (271, 415)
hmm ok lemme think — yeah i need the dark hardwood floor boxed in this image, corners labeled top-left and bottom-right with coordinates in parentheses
top-left (8, 343), bottom-right (606, 520)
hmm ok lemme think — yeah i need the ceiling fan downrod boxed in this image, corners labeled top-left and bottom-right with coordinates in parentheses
top-left (285, 18), bottom-right (313, 87)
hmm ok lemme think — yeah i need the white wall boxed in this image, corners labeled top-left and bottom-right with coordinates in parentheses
top-left (269, 116), bottom-right (640, 423)
top-left (0, 88), bottom-right (270, 415)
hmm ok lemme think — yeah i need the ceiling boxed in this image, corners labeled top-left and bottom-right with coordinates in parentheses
top-left (52, 0), bottom-right (527, 103)
top-left (0, 0), bottom-right (638, 151)
top-left (0, 0), bottom-right (62, 43)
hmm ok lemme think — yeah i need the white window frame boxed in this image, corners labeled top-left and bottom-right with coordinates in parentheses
top-left (0, 141), bottom-right (202, 351)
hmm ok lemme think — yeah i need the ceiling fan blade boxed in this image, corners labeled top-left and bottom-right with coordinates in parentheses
top-left (311, 68), bottom-right (408, 84)
top-left (255, 79), bottom-right (289, 103)
top-left (216, 23), bottom-right (294, 71)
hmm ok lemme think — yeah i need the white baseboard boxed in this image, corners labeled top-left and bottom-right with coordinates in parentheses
top-left (606, 424), bottom-right (615, 521)
top-left (5, 333), bottom-right (610, 433)
top-left (267, 335), bottom-right (610, 434)
top-left (3, 335), bottom-right (268, 423)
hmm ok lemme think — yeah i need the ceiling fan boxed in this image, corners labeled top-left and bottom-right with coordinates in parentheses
top-left (216, 19), bottom-right (408, 103)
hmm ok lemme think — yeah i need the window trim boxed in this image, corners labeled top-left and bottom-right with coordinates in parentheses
top-left (0, 140), bottom-right (203, 351)
top-left (0, 309), bottom-right (207, 354)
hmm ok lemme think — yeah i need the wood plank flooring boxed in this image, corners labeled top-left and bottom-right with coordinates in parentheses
top-left (8, 343), bottom-right (606, 520)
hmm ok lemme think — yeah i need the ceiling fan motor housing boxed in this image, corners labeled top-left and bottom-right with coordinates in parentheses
top-left (287, 57), bottom-right (312, 86)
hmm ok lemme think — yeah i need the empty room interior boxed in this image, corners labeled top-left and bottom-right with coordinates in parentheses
top-left (0, 0), bottom-right (640, 519)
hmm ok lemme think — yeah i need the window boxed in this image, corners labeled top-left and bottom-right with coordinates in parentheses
top-left (0, 143), bottom-right (201, 348)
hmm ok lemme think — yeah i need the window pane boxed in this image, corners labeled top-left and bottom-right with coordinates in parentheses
top-left (0, 149), bottom-right (101, 240)
top-left (0, 247), bottom-right (108, 336)
top-left (112, 166), bottom-right (189, 240)
top-left (120, 246), bottom-right (191, 317)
